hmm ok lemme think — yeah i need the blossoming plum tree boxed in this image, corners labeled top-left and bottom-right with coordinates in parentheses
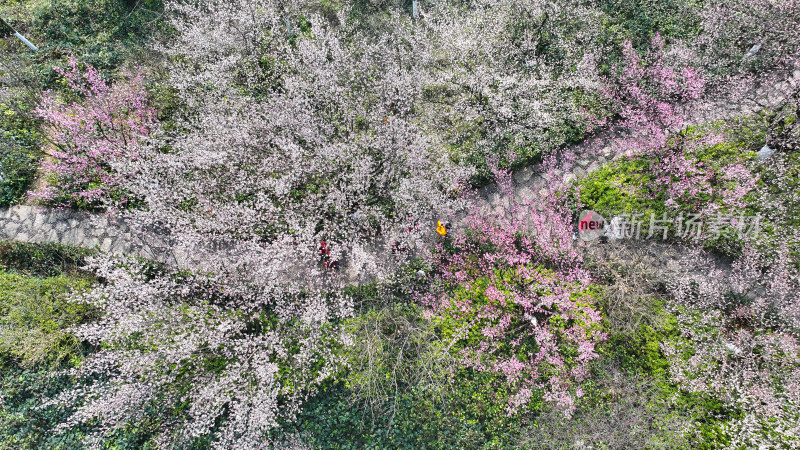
top-left (49, 1), bottom-right (474, 447)
top-left (663, 245), bottom-right (800, 447)
top-left (409, 0), bottom-right (605, 177)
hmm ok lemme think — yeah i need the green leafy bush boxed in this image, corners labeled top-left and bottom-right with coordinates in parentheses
top-left (0, 98), bottom-right (40, 207)
top-left (0, 271), bottom-right (95, 368)
top-left (599, 0), bottom-right (703, 50)
top-left (0, 241), bottom-right (95, 278)
top-left (576, 156), bottom-right (663, 218)
top-left (291, 369), bottom-right (529, 449)
top-left (0, 367), bottom-right (88, 449)
top-left (0, 267), bottom-right (97, 449)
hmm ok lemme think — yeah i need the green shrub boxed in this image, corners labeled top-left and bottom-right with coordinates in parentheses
top-left (576, 156), bottom-right (663, 219)
top-left (599, 0), bottom-right (703, 50)
top-left (0, 98), bottom-right (40, 208)
top-left (0, 268), bottom-right (97, 449)
top-left (0, 271), bottom-right (96, 368)
top-left (0, 241), bottom-right (95, 278)
top-left (339, 305), bottom-right (453, 419)
top-left (291, 368), bottom-right (529, 449)
top-left (0, 367), bottom-right (88, 449)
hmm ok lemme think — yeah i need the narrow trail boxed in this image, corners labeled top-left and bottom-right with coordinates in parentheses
top-left (1, 68), bottom-right (797, 283)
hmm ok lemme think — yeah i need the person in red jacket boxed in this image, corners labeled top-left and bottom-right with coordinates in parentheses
top-left (318, 241), bottom-right (339, 271)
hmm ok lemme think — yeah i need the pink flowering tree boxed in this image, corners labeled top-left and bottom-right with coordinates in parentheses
top-left (585, 34), bottom-right (761, 222)
top-left (597, 33), bottom-right (705, 155)
top-left (32, 58), bottom-right (157, 209)
top-left (418, 164), bottom-right (605, 415)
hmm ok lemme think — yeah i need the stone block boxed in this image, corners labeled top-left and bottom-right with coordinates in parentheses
top-left (45, 229), bottom-right (60, 242)
top-left (516, 186), bottom-right (533, 202)
top-left (2, 222), bottom-right (19, 237)
top-left (63, 228), bottom-right (83, 245)
top-left (20, 216), bottom-right (33, 228)
top-left (110, 240), bottom-right (128, 254)
top-left (33, 214), bottom-right (46, 228)
top-left (10, 205), bottom-right (33, 221)
top-left (513, 166), bottom-right (534, 184)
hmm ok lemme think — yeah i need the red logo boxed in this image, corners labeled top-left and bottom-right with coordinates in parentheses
top-left (578, 210), bottom-right (606, 241)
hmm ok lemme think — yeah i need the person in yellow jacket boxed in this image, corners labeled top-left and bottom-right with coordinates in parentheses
top-left (436, 220), bottom-right (448, 237)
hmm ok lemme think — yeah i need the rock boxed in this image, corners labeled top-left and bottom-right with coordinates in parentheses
top-left (563, 173), bottom-right (576, 184)
top-left (499, 196), bottom-right (510, 210)
top-left (744, 43), bottom-right (761, 58)
top-left (2, 222), bottom-right (19, 237)
top-left (758, 145), bottom-right (776, 160)
top-left (63, 228), bottom-right (82, 245)
top-left (725, 342), bottom-right (743, 355)
top-left (10, 205), bottom-right (33, 221)
top-left (45, 229), bottom-right (59, 242)
top-left (513, 166), bottom-right (534, 184)
top-left (516, 186), bottom-right (533, 203)
top-left (32, 214), bottom-right (47, 229)
top-left (110, 240), bottom-right (128, 254)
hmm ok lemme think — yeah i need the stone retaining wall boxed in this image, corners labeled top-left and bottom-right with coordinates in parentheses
top-left (0, 205), bottom-right (162, 260)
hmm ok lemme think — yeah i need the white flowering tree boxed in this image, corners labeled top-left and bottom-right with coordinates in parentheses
top-left (409, 0), bottom-right (604, 178)
top-left (54, 1), bottom-right (475, 447)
